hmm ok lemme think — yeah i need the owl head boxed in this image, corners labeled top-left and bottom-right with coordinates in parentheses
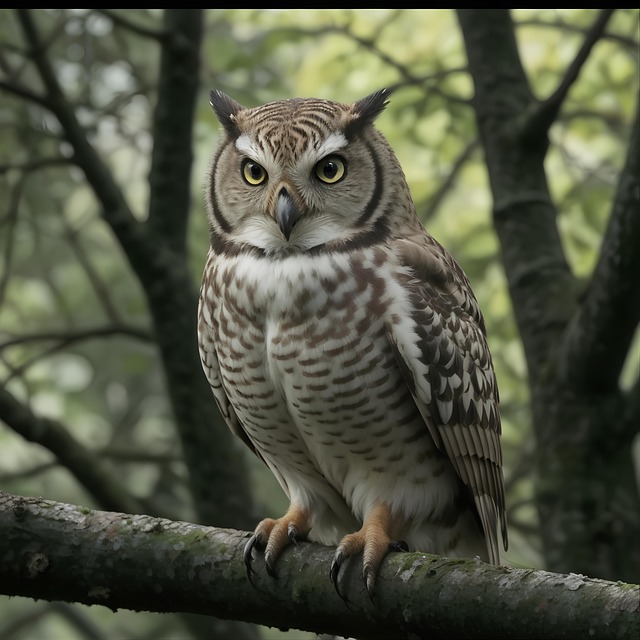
top-left (206, 89), bottom-right (416, 256)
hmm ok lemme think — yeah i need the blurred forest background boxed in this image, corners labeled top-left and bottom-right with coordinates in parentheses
top-left (0, 8), bottom-right (638, 640)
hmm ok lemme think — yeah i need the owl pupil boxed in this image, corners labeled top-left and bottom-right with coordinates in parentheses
top-left (323, 162), bottom-right (338, 179)
top-left (249, 164), bottom-right (262, 179)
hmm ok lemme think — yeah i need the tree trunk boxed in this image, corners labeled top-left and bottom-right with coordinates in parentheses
top-left (457, 8), bottom-right (640, 582)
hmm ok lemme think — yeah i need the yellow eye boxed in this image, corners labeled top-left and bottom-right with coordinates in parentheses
top-left (315, 155), bottom-right (346, 184)
top-left (242, 159), bottom-right (267, 185)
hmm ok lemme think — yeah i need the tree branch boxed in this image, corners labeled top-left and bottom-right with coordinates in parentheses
top-left (515, 14), bottom-right (637, 51)
top-left (0, 325), bottom-right (153, 351)
top-left (0, 79), bottom-right (49, 108)
top-left (520, 9), bottom-right (616, 142)
top-left (62, 219), bottom-right (125, 324)
top-left (14, 8), bottom-right (256, 530)
top-left (422, 138), bottom-right (479, 220)
top-left (0, 388), bottom-right (146, 516)
top-left (94, 9), bottom-right (168, 40)
top-left (147, 9), bottom-right (203, 255)
top-left (0, 493), bottom-right (637, 640)
top-left (15, 9), bottom-right (148, 268)
top-left (0, 168), bottom-right (24, 309)
top-left (560, 102), bottom-right (640, 392)
top-left (0, 156), bottom-right (72, 175)
top-left (0, 325), bottom-right (153, 385)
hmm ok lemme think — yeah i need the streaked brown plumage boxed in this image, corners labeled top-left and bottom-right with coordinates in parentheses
top-left (198, 89), bottom-right (507, 594)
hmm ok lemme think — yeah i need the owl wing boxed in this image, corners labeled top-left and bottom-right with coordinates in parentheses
top-left (197, 281), bottom-right (264, 462)
top-left (387, 234), bottom-right (507, 563)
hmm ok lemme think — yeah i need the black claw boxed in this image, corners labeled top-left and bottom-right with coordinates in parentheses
top-left (330, 551), bottom-right (352, 605)
top-left (329, 556), bottom-right (341, 586)
top-left (265, 558), bottom-right (277, 578)
top-left (363, 567), bottom-right (376, 601)
top-left (243, 532), bottom-right (261, 580)
top-left (389, 539), bottom-right (409, 553)
top-left (242, 533), bottom-right (258, 587)
top-left (287, 523), bottom-right (298, 546)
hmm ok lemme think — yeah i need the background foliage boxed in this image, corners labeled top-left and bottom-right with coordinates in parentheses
top-left (0, 8), bottom-right (638, 639)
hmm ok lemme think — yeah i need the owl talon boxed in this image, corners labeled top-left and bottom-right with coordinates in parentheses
top-left (242, 533), bottom-right (262, 584)
top-left (243, 532), bottom-right (263, 579)
top-left (329, 550), bottom-right (343, 586)
top-left (363, 566), bottom-right (377, 600)
top-left (243, 505), bottom-right (311, 584)
top-left (329, 550), bottom-right (350, 603)
top-left (265, 557), bottom-right (277, 578)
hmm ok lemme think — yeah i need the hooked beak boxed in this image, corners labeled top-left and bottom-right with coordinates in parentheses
top-left (275, 188), bottom-right (301, 241)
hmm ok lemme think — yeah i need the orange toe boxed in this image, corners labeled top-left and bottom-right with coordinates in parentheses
top-left (244, 503), bottom-right (311, 578)
top-left (331, 503), bottom-right (403, 596)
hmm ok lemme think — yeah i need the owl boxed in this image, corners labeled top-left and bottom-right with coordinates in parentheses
top-left (198, 88), bottom-right (508, 595)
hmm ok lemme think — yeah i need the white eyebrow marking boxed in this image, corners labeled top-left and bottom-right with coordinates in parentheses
top-left (236, 134), bottom-right (261, 158)
top-left (295, 131), bottom-right (348, 180)
top-left (235, 134), bottom-right (278, 177)
top-left (314, 132), bottom-right (348, 159)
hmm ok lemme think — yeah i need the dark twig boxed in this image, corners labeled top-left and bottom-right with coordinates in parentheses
top-left (0, 386), bottom-right (146, 515)
top-left (0, 325), bottom-right (152, 351)
top-left (515, 15), bottom-right (637, 51)
top-left (15, 9), bottom-right (145, 260)
top-left (94, 9), bottom-right (168, 41)
top-left (0, 175), bottom-right (24, 310)
top-left (62, 219), bottom-right (124, 324)
top-left (520, 9), bottom-right (616, 142)
top-left (0, 79), bottom-right (49, 108)
top-left (422, 139), bottom-right (479, 220)
top-left (0, 460), bottom-right (58, 483)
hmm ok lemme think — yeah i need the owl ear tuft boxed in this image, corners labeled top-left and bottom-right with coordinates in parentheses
top-left (210, 90), bottom-right (245, 137)
top-left (346, 88), bottom-right (392, 138)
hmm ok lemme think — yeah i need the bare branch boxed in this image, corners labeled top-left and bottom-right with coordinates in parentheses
top-left (0, 493), bottom-right (637, 640)
top-left (0, 172), bottom-right (24, 309)
top-left (0, 79), bottom-right (49, 108)
top-left (515, 14), bottom-right (638, 51)
top-left (15, 9), bottom-right (146, 262)
top-left (0, 325), bottom-right (153, 351)
top-left (0, 387), bottom-right (146, 515)
top-left (99, 446), bottom-right (180, 464)
top-left (422, 139), bottom-right (479, 220)
top-left (94, 9), bottom-right (168, 40)
top-left (0, 156), bottom-right (71, 175)
top-left (384, 67), bottom-right (470, 102)
top-left (520, 10), bottom-right (616, 142)
top-left (62, 220), bottom-right (126, 324)
top-left (0, 325), bottom-right (153, 384)
top-left (265, 23), bottom-right (419, 84)
top-left (0, 461), bottom-right (58, 483)
top-left (261, 24), bottom-right (470, 104)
